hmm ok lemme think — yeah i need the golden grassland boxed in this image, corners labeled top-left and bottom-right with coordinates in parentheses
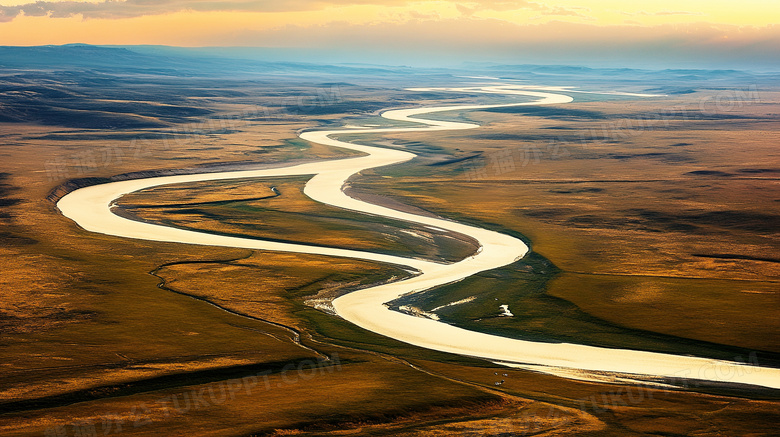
top-left (116, 177), bottom-right (478, 263)
top-left (349, 91), bottom-right (780, 354)
top-left (0, 81), bottom-right (778, 435)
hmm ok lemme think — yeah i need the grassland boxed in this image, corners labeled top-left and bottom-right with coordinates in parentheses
top-left (115, 176), bottom-right (478, 263)
top-left (347, 89), bottom-right (780, 358)
top-left (0, 49), bottom-right (778, 435)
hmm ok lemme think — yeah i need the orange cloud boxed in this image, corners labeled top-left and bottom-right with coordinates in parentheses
top-left (0, 1), bottom-right (778, 69)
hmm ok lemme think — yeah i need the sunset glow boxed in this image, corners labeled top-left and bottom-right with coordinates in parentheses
top-left (1, 0), bottom-right (778, 66)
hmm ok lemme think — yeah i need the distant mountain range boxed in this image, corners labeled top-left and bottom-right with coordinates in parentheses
top-left (0, 44), bottom-right (400, 76)
top-left (1, 44), bottom-right (775, 80)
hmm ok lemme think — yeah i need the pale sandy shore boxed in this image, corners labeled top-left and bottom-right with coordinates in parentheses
top-left (57, 86), bottom-right (780, 390)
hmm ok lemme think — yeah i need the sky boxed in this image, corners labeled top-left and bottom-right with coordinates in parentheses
top-left (1, 0), bottom-right (779, 68)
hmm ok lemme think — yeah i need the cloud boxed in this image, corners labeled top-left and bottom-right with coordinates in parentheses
top-left (227, 17), bottom-right (780, 68)
top-left (622, 10), bottom-right (704, 17)
top-left (455, 1), bottom-right (589, 18)
top-left (407, 9), bottom-right (439, 20)
top-left (458, 0), bottom-right (537, 13)
top-left (653, 11), bottom-right (702, 16)
top-left (539, 6), bottom-right (590, 18)
top-left (0, 0), bottom-right (595, 23)
top-left (0, 0), bottom-right (413, 21)
top-left (1, 1), bottom-right (777, 69)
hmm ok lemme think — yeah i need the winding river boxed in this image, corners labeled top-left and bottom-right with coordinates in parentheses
top-left (57, 85), bottom-right (780, 390)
